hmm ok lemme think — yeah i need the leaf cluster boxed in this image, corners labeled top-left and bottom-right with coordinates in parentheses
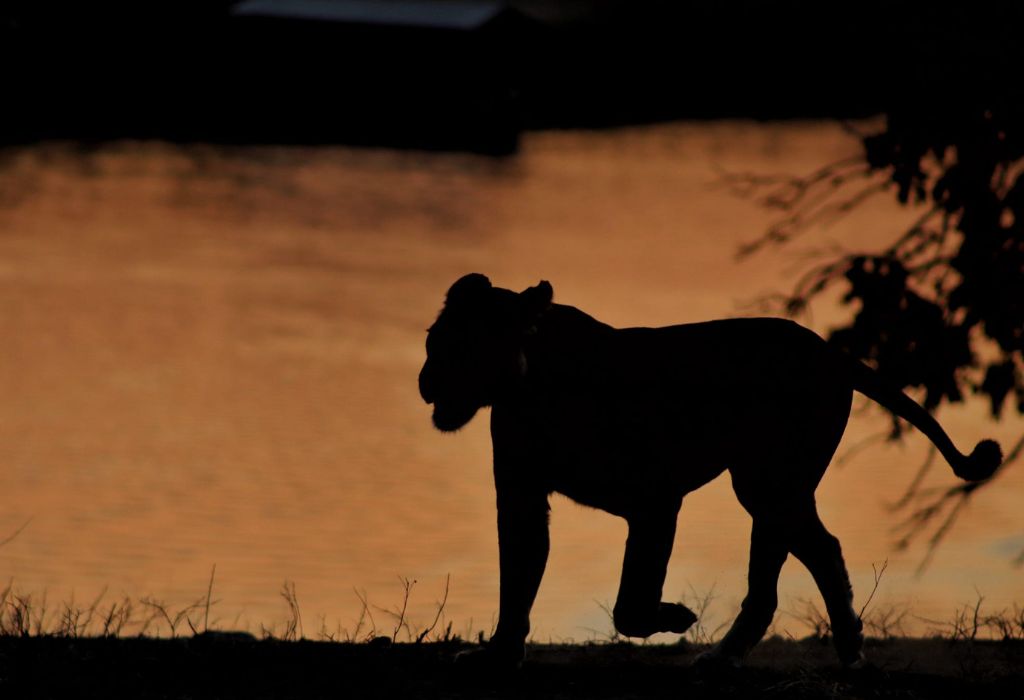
top-left (842, 105), bottom-right (1024, 421)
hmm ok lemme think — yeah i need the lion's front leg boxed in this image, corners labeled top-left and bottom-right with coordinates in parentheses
top-left (493, 488), bottom-right (550, 656)
top-left (613, 506), bottom-right (697, 638)
top-left (458, 487), bottom-right (549, 669)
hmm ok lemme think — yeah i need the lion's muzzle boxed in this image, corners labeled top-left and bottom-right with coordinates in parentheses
top-left (418, 365), bottom-right (436, 405)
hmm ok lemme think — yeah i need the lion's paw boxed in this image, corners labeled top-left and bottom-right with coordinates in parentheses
top-left (840, 650), bottom-right (868, 670)
top-left (659, 603), bottom-right (699, 634)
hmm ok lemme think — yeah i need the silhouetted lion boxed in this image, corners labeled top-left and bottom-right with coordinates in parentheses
top-left (418, 273), bottom-right (1002, 668)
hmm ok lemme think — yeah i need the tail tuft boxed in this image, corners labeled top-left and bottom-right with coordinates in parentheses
top-left (955, 439), bottom-right (1003, 482)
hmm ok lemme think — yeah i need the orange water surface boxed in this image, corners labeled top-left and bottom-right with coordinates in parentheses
top-left (0, 122), bottom-right (1020, 642)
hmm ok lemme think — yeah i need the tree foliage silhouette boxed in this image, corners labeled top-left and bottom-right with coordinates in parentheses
top-left (726, 102), bottom-right (1024, 569)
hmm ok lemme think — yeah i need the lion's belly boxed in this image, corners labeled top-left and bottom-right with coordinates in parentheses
top-left (537, 402), bottom-right (727, 517)
top-left (549, 462), bottom-right (713, 517)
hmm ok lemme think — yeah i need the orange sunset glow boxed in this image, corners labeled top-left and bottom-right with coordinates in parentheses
top-left (1, 121), bottom-right (1021, 643)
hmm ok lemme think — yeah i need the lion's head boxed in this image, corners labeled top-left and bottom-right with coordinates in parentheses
top-left (419, 273), bottom-right (553, 432)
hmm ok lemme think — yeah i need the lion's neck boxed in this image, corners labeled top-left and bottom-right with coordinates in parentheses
top-left (520, 304), bottom-right (614, 388)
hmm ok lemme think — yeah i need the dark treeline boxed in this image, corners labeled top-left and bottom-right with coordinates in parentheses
top-left (2, 1), bottom-right (1022, 153)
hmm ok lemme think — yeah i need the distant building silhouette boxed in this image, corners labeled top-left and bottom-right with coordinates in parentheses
top-left (232, 0), bottom-right (520, 32)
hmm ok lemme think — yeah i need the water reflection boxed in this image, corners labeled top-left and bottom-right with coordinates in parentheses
top-left (0, 124), bottom-right (1019, 640)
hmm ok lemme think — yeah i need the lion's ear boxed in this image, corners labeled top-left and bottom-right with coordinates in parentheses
top-left (519, 280), bottom-right (553, 326)
top-left (445, 273), bottom-right (492, 308)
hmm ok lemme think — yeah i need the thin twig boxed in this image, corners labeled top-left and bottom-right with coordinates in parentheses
top-left (280, 581), bottom-right (303, 641)
top-left (890, 432), bottom-right (1022, 572)
top-left (888, 445), bottom-right (937, 510)
top-left (915, 492), bottom-right (970, 576)
top-left (836, 430), bottom-right (890, 467)
top-left (415, 574), bottom-right (451, 643)
top-left (390, 576), bottom-right (415, 643)
top-left (858, 560), bottom-right (889, 620)
top-left (352, 588), bottom-right (377, 641)
top-left (0, 518), bottom-right (32, 548)
top-left (204, 564), bottom-right (216, 633)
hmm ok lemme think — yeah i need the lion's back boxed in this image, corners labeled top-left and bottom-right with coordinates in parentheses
top-left (602, 316), bottom-right (838, 389)
top-left (513, 313), bottom-right (854, 508)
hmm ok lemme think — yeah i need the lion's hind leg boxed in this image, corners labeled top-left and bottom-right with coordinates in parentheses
top-left (695, 517), bottom-right (788, 668)
top-left (698, 497), bottom-right (864, 669)
top-left (788, 506), bottom-right (864, 667)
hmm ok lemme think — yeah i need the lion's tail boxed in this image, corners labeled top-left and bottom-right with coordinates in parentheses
top-left (850, 360), bottom-right (1002, 482)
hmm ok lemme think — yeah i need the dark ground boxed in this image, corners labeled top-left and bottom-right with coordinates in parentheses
top-left (2, 635), bottom-right (1021, 700)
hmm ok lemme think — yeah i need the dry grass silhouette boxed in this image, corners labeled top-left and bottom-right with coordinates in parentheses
top-left (1, 576), bottom-right (1022, 699)
top-left (3, 572), bottom-right (1023, 645)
